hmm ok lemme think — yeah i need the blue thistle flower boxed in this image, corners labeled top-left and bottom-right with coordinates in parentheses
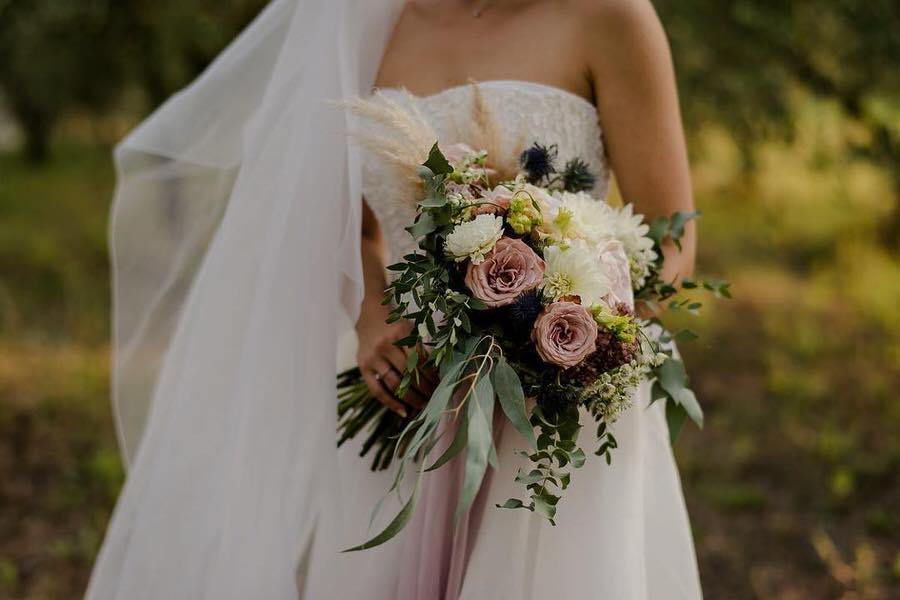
top-left (506, 290), bottom-right (544, 330)
top-left (561, 158), bottom-right (596, 193)
top-left (519, 143), bottom-right (558, 183)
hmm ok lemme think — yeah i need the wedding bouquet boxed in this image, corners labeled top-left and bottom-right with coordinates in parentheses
top-left (338, 124), bottom-right (729, 550)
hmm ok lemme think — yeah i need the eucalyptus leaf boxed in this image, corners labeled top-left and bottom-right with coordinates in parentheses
top-left (648, 216), bottom-right (670, 247)
top-left (656, 356), bottom-right (689, 398)
top-left (455, 373), bottom-right (495, 522)
top-left (343, 464), bottom-right (425, 552)
top-left (673, 388), bottom-right (704, 428)
top-left (670, 210), bottom-right (701, 247)
top-left (666, 401), bottom-right (688, 444)
top-left (426, 410), bottom-right (468, 472)
top-left (533, 496), bottom-right (557, 524)
top-left (515, 469), bottom-right (546, 486)
top-left (492, 357), bottom-right (537, 449)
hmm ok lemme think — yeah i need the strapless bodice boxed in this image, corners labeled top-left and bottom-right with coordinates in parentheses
top-left (361, 80), bottom-right (610, 263)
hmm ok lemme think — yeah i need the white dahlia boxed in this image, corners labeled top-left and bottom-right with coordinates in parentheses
top-left (537, 191), bottom-right (616, 245)
top-left (444, 214), bottom-right (504, 264)
top-left (540, 239), bottom-right (611, 306)
top-left (607, 204), bottom-right (658, 288)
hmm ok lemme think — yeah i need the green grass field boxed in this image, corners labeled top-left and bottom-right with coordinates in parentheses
top-left (1, 98), bottom-right (899, 598)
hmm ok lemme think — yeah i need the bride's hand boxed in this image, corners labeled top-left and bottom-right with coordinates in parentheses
top-left (356, 309), bottom-right (436, 418)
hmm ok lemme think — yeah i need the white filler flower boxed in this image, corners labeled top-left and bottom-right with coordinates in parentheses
top-left (444, 214), bottom-right (504, 264)
top-left (540, 239), bottom-right (611, 306)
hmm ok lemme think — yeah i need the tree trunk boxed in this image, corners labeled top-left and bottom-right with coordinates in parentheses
top-left (14, 102), bottom-right (53, 165)
top-left (23, 124), bottom-right (50, 164)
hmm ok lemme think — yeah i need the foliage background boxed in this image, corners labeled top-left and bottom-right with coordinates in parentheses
top-left (0, 1), bottom-right (898, 598)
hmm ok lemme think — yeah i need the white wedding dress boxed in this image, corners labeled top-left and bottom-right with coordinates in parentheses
top-left (85, 2), bottom-right (703, 594)
top-left (301, 81), bottom-right (703, 599)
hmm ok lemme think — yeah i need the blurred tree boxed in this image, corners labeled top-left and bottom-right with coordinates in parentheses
top-left (118, 1), bottom-right (267, 107)
top-left (0, 0), bottom-right (130, 162)
top-left (0, 0), bottom-right (265, 163)
top-left (655, 0), bottom-right (900, 247)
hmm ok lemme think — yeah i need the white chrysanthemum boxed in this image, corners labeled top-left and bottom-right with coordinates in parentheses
top-left (607, 204), bottom-right (658, 288)
top-left (540, 240), bottom-right (611, 306)
top-left (536, 191), bottom-right (615, 245)
top-left (444, 214), bottom-right (504, 264)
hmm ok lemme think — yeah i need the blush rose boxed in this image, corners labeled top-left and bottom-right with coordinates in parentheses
top-left (464, 237), bottom-right (544, 308)
top-left (531, 301), bottom-right (598, 369)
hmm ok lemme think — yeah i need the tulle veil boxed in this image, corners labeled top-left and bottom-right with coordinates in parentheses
top-left (87, 0), bottom-right (406, 597)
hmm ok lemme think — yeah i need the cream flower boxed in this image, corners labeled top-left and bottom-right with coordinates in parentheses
top-left (607, 204), bottom-right (658, 289)
top-left (558, 191), bottom-right (617, 243)
top-left (444, 214), bottom-right (504, 264)
top-left (535, 190), bottom-right (613, 244)
top-left (540, 239), bottom-right (611, 306)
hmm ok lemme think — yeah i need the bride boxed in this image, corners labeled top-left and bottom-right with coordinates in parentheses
top-left (87, 1), bottom-right (702, 599)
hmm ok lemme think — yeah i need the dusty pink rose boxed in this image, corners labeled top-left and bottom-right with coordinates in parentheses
top-left (464, 237), bottom-right (544, 308)
top-left (470, 185), bottom-right (513, 216)
top-left (531, 301), bottom-right (598, 369)
top-left (442, 142), bottom-right (477, 164)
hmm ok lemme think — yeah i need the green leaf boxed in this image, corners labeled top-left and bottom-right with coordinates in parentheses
top-left (497, 499), bottom-right (525, 510)
top-left (666, 401), bottom-right (688, 445)
top-left (533, 495), bottom-right (557, 524)
top-left (670, 210), bottom-right (701, 248)
top-left (665, 329), bottom-right (700, 344)
top-left (515, 469), bottom-right (545, 485)
top-left (673, 388), bottom-right (704, 428)
top-left (569, 447), bottom-right (586, 469)
top-left (407, 212), bottom-right (438, 237)
top-left (649, 380), bottom-right (668, 406)
top-left (656, 356), bottom-right (689, 397)
top-left (655, 356), bottom-right (704, 428)
top-left (455, 373), bottom-right (495, 522)
top-left (648, 216), bottom-right (670, 247)
top-left (492, 356), bottom-right (537, 450)
top-left (343, 464), bottom-right (425, 551)
top-left (426, 411), bottom-right (468, 472)
top-left (405, 348), bottom-right (419, 372)
top-left (423, 142), bottom-right (453, 175)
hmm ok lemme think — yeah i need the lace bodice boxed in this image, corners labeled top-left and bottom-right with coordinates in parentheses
top-left (362, 80), bottom-right (610, 263)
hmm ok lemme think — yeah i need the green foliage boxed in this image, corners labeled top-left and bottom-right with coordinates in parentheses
top-left (499, 402), bottom-right (585, 524)
top-left (0, 0), bottom-right (266, 161)
top-left (656, 0), bottom-right (900, 244)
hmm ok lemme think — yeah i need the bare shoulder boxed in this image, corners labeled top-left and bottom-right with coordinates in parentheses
top-left (568, 0), bottom-right (671, 65)
top-left (569, 0), bottom-right (663, 34)
top-left (566, 0), bottom-right (674, 90)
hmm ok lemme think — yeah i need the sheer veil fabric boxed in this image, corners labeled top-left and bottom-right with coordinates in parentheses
top-left (87, 1), bottom-right (405, 598)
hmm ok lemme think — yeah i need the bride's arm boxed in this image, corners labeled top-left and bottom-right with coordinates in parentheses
top-left (580, 0), bottom-right (696, 282)
top-left (356, 200), bottom-right (429, 416)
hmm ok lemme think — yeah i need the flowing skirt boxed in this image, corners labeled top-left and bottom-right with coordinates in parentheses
top-left (303, 368), bottom-right (703, 599)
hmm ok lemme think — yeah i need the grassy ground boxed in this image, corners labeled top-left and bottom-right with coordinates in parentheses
top-left (1, 99), bottom-right (899, 598)
top-left (0, 145), bottom-right (121, 599)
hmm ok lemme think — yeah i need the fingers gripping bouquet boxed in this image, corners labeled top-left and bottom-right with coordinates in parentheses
top-left (338, 137), bottom-right (729, 550)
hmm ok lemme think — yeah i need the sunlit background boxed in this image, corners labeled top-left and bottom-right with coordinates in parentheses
top-left (0, 1), bottom-right (898, 598)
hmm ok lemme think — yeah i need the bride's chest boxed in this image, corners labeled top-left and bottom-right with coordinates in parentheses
top-left (361, 81), bottom-right (611, 260)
